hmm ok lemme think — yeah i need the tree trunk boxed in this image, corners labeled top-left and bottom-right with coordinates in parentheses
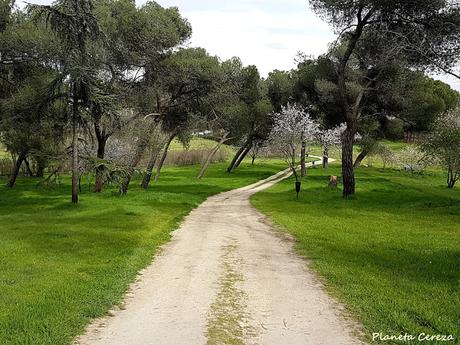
top-left (71, 103), bottom-right (79, 204)
top-left (341, 127), bottom-right (355, 198)
top-left (197, 137), bottom-right (226, 179)
top-left (6, 152), bottom-right (26, 188)
top-left (141, 149), bottom-right (161, 189)
top-left (154, 132), bottom-right (176, 182)
top-left (233, 144), bottom-right (251, 170)
top-left (322, 146), bottom-right (329, 169)
top-left (227, 140), bottom-right (249, 173)
top-left (447, 167), bottom-right (458, 189)
top-left (354, 149), bottom-right (369, 168)
top-left (300, 139), bottom-right (307, 177)
top-left (94, 125), bottom-right (108, 193)
top-left (23, 157), bottom-right (34, 177)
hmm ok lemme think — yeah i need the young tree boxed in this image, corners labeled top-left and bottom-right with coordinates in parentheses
top-left (269, 104), bottom-right (319, 199)
top-left (423, 110), bottom-right (460, 188)
top-left (318, 123), bottom-right (346, 168)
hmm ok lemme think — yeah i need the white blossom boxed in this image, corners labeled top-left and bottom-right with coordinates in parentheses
top-left (269, 104), bottom-right (320, 180)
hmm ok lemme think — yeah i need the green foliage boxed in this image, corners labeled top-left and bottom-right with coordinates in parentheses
top-left (0, 68), bottom-right (66, 157)
top-left (253, 166), bottom-right (460, 344)
top-left (266, 70), bottom-right (293, 112)
top-left (95, 0), bottom-right (191, 67)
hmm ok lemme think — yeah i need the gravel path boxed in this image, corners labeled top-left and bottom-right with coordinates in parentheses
top-left (75, 160), bottom-right (365, 345)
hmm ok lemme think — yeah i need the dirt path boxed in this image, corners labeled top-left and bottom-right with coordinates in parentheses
top-left (76, 160), bottom-right (365, 345)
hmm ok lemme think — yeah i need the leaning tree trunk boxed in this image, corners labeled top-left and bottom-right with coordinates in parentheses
top-left (94, 127), bottom-right (108, 193)
top-left (342, 126), bottom-right (356, 198)
top-left (300, 139), bottom-right (307, 178)
top-left (71, 103), bottom-right (79, 204)
top-left (227, 141), bottom-right (249, 173)
top-left (354, 149), bottom-right (370, 168)
top-left (322, 146), bottom-right (329, 169)
top-left (197, 136), bottom-right (227, 179)
top-left (141, 149), bottom-right (161, 189)
top-left (6, 152), bottom-right (26, 188)
top-left (154, 132), bottom-right (176, 183)
top-left (23, 158), bottom-right (34, 177)
top-left (233, 143), bottom-right (252, 171)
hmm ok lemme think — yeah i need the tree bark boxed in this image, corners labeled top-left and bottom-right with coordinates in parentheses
top-left (354, 149), bottom-right (370, 168)
top-left (335, 10), bottom-right (372, 198)
top-left (141, 149), bottom-right (160, 189)
top-left (342, 127), bottom-right (356, 198)
top-left (154, 132), bottom-right (176, 182)
top-left (6, 152), bottom-right (26, 188)
top-left (197, 136), bottom-right (227, 179)
top-left (300, 139), bottom-right (307, 177)
top-left (94, 123), bottom-right (108, 193)
top-left (71, 102), bottom-right (79, 204)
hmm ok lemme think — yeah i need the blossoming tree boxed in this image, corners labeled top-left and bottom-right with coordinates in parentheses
top-left (269, 104), bottom-right (319, 198)
top-left (318, 123), bottom-right (346, 168)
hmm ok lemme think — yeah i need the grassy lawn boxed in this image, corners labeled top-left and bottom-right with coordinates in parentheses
top-left (252, 166), bottom-right (460, 345)
top-left (0, 160), bottom-right (284, 345)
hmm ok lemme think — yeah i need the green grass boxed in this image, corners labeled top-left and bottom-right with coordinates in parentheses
top-left (252, 166), bottom-right (460, 344)
top-left (0, 160), bottom-right (285, 345)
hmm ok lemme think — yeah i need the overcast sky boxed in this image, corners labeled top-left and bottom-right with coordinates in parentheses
top-left (17, 0), bottom-right (460, 90)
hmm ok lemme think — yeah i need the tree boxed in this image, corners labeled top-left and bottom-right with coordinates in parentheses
top-left (29, 0), bottom-right (103, 204)
top-left (269, 104), bottom-right (319, 199)
top-left (309, 0), bottom-right (460, 197)
top-left (0, 70), bottom-right (66, 187)
top-left (120, 48), bottom-right (221, 193)
top-left (226, 65), bottom-right (273, 172)
top-left (91, 0), bottom-right (191, 192)
top-left (318, 123), bottom-right (346, 168)
top-left (423, 110), bottom-right (460, 188)
top-left (267, 70), bottom-right (293, 112)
